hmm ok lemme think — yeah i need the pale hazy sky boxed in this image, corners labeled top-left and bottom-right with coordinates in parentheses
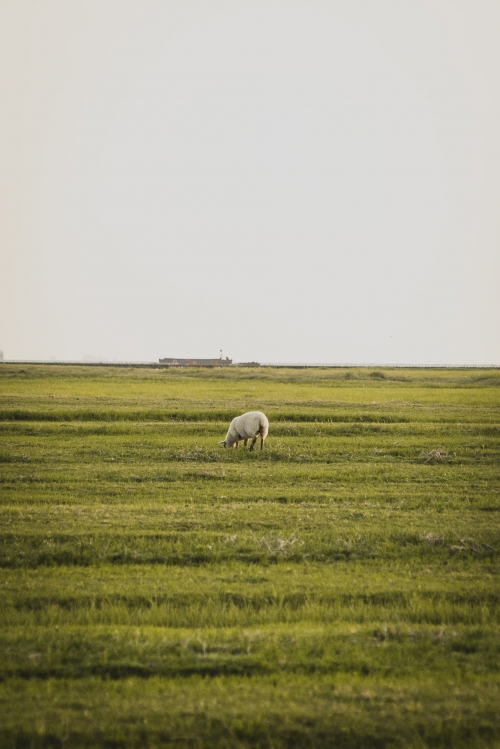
top-left (1, 0), bottom-right (499, 364)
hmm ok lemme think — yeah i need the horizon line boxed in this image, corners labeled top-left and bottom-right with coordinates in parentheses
top-left (2, 360), bottom-right (499, 369)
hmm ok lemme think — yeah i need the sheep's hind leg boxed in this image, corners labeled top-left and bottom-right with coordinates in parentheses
top-left (249, 437), bottom-right (257, 451)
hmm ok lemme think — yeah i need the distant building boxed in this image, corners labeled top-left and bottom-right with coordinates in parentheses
top-left (159, 355), bottom-right (232, 366)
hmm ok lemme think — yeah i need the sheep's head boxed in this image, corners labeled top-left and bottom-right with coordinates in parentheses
top-left (218, 440), bottom-right (227, 448)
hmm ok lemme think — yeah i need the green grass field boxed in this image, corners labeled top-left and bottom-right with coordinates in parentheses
top-left (0, 364), bottom-right (499, 748)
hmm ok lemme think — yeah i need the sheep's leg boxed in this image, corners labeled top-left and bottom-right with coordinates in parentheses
top-left (233, 441), bottom-right (239, 448)
top-left (260, 436), bottom-right (265, 450)
top-left (249, 436), bottom-right (257, 451)
top-left (244, 439), bottom-right (248, 448)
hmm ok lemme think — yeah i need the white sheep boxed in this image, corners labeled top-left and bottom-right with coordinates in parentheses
top-left (219, 411), bottom-right (269, 451)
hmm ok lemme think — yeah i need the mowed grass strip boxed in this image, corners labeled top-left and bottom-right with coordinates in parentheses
top-left (2, 424), bottom-right (500, 461)
top-left (1, 562), bottom-right (498, 628)
top-left (0, 524), bottom-right (497, 568)
top-left (0, 364), bottom-right (499, 747)
top-left (1, 675), bottom-right (499, 749)
top-left (1, 622), bottom-right (499, 679)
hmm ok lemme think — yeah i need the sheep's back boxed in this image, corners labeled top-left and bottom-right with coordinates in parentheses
top-left (232, 411), bottom-right (268, 439)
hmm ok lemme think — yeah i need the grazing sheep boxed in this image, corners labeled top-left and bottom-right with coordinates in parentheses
top-left (219, 411), bottom-right (269, 451)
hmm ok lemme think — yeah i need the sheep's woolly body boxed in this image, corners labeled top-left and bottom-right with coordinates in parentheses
top-left (220, 411), bottom-right (269, 450)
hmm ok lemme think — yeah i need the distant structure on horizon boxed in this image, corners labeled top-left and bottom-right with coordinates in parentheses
top-left (159, 350), bottom-right (233, 367)
top-left (159, 357), bottom-right (233, 366)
